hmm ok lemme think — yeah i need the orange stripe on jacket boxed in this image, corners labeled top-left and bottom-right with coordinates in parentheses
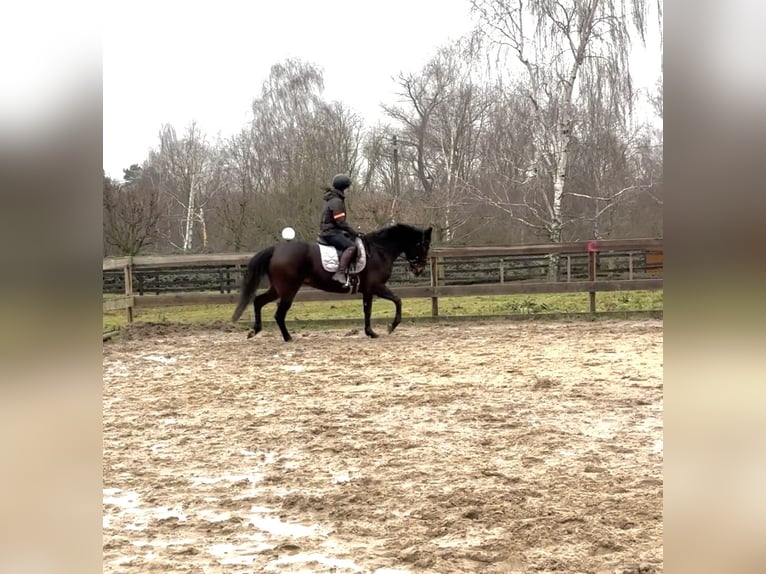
top-left (333, 212), bottom-right (346, 220)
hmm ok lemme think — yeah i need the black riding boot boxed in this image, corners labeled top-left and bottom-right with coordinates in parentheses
top-left (334, 246), bottom-right (357, 286)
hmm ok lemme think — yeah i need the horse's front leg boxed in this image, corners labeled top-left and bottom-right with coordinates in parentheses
top-left (372, 284), bottom-right (402, 334)
top-left (362, 292), bottom-right (378, 338)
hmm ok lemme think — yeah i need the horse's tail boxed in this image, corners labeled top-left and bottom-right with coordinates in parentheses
top-left (231, 245), bottom-right (275, 322)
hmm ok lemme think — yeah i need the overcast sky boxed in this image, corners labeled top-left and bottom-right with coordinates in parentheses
top-left (103, 0), bottom-right (478, 180)
top-left (103, 0), bottom-right (662, 181)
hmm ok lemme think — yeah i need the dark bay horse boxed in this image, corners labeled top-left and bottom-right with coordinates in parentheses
top-left (231, 224), bottom-right (433, 341)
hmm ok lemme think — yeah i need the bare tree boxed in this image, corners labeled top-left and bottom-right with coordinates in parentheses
top-left (560, 65), bottom-right (662, 239)
top-left (250, 58), bottom-right (325, 189)
top-left (383, 53), bottom-right (449, 201)
top-left (384, 40), bottom-right (492, 242)
top-left (429, 45), bottom-right (494, 241)
top-left (471, 0), bottom-right (656, 275)
top-left (153, 122), bottom-right (223, 252)
top-left (354, 125), bottom-right (406, 226)
top-left (212, 127), bottom-right (270, 251)
top-left (240, 59), bottom-right (367, 242)
top-left (103, 167), bottom-right (162, 256)
top-left (471, 88), bottom-right (551, 242)
top-left (314, 101), bottom-right (363, 178)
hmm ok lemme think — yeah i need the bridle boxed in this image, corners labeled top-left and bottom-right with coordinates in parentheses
top-left (406, 231), bottom-right (429, 268)
top-left (406, 254), bottom-right (425, 268)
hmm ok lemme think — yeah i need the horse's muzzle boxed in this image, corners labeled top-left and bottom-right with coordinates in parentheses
top-left (410, 263), bottom-right (425, 276)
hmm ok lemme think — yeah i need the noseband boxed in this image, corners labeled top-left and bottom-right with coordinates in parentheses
top-left (407, 254), bottom-right (423, 267)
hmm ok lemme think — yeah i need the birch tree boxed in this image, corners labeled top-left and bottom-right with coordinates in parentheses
top-left (471, 0), bottom-right (655, 274)
top-left (154, 122), bottom-right (223, 252)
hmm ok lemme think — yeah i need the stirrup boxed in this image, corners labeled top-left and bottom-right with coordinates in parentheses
top-left (332, 271), bottom-right (348, 285)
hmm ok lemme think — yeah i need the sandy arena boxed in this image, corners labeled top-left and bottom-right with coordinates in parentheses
top-left (103, 319), bottom-right (663, 573)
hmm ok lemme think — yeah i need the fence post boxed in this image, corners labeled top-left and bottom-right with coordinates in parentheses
top-left (499, 258), bottom-right (504, 284)
top-left (588, 241), bottom-right (597, 315)
top-left (430, 255), bottom-right (439, 318)
top-left (124, 256), bottom-right (134, 323)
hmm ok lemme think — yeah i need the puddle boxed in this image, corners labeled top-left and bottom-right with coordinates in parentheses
top-left (142, 355), bottom-right (178, 364)
top-left (190, 473), bottom-right (259, 485)
top-left (282, 365), bottom-right (306, 373)
top-left (247, 512), bottom-right (319, 538)
top-left (103, 488), bottom-right (186, 531)
top-left (265, 552), bottom-right (364, 572)
top-left (104, 489), bottom-right (140, 509)
top-left (105, 453), bottom-right (410, 572)
top-left (209, 541), bottom-right (274, 565)
top-left (133, 538), bottom-right (197, 548)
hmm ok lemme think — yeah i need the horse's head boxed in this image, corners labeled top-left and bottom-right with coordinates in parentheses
top-left (404, 226), bottom-right (433, 276)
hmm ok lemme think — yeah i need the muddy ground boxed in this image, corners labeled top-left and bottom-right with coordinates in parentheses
top-left (103, 319), bottom-right (663, 573)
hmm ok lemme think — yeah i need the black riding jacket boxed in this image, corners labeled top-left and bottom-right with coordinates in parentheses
top-left (319, 188), bottom-right (356, 237)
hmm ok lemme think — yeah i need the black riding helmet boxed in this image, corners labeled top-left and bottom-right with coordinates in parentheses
top-left (332, 174), bottom-right (351, 191)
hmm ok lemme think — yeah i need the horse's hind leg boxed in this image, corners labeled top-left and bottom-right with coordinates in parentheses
top-left (274, 297), bottom-right (295, 342)
top-left (249, 287), bottom-right (278, 338)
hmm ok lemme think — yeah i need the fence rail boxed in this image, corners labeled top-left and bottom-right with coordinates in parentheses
top-left (103, 238), bottom-right (663, 322)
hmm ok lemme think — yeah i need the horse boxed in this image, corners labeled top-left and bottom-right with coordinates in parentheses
top-left (231, 223), bottom-right (433, 341)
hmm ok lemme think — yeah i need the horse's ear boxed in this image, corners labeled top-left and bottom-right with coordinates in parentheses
top-left (425, 227), bottom-right (433, 241)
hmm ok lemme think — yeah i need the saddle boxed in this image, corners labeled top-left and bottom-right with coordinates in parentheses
top-left (317, 236), bottom-right (367, 287)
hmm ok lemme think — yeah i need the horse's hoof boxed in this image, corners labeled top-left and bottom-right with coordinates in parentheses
top-left (365, 330), bottom-right (379, 338)
top-left (247, 329), bottom-right (255, 339)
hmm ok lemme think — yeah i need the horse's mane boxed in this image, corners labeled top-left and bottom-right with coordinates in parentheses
top-left (365, 223), bottom-right (421, 246)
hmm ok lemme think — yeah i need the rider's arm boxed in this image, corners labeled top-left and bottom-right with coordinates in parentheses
top-left (329, 199), bottom-right (357, 236)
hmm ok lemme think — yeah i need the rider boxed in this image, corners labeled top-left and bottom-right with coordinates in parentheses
top-left (318, 173), bottom-right (359, 287)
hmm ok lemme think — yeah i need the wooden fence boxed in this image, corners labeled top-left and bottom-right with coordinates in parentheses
top-left (103, 238), bottom-right (663, 323)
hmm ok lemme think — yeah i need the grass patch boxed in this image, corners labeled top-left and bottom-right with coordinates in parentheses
top-left (103, 290), bottom-right (663, 331)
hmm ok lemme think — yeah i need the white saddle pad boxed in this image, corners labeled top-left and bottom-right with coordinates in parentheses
top-left (318, 237), bottom-right (366, 273)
